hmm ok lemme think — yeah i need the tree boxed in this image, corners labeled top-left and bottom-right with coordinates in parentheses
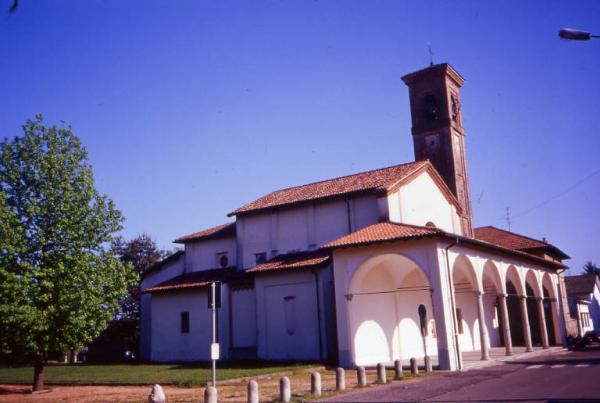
top-left (0, 116), bottom-right (135, 391)
top-left (583, 261), bottom-right (600, 277)
top-left (111, 234), bottom-right (171, 322)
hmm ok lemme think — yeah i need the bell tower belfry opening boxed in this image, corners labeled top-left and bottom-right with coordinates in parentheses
top-left (401, 63), bottom-right (474, 237)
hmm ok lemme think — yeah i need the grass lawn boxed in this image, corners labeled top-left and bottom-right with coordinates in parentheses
top-left (0, 361), bottom-right (318, 387)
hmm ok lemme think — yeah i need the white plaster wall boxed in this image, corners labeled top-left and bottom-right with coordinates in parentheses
top-left (140, 254), bottom-right (185, 361)
top-left (185, 237), bottom-right (236, 272)
top-left (238, 196), bottom-right (380, 268)
top-left (389, 171), bottom-right (460, 234)
top-left (591, 286), bottom-right (600, 332)
top-left (230, 289), bottom-right (257, 348)
top-left (455, 292), bottom-right (480, 352)
top-left (254, 271), bottom-right (323, 361)
top-left (484, 293), bottom-right (502, 347)
top-left (332, 240), bottom-right (458, 370)
top-left (151, 289), bottom-right (211, 361)
top-left (150, 286), bottom-right (230, 362)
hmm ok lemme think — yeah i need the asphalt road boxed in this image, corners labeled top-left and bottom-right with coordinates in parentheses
top-left (320, 347), bottom-right (600, 402)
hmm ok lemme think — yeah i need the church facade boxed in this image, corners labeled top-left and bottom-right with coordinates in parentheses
top-left (140, 64), bottom-right (570, 370)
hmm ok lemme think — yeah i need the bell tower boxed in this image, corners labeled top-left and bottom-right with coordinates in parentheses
top-left (401, 63), bottom-right (473, 237)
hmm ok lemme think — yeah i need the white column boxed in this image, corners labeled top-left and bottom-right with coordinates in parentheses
top-left (430, 246), bottom-right (461, 371)
top-left (498, 294), bottom-right (513, 355)
top-left (536, 297), bottom-right (549, 349)
top-left (519, 295), bottom-right (534, 352)
top-left (476, 291), bottom-right (490, 360)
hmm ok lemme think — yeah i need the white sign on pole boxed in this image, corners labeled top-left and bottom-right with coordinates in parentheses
top-left (211, 343), bottom-right (220, 360)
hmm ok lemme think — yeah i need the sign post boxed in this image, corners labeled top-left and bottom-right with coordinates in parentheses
top-left (209, 281), bottom-right (221, 387)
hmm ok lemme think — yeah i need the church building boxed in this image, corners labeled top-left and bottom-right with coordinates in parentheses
top-left (140, 63), bottom-right (570, 371)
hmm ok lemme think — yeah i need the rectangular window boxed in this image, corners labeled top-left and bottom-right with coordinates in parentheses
top-left (255, 252), bottom-right (267, 265)
top-left (181, 311), bottom-right (190, 334)
top-left (456, 308), bottom-right (464, 334)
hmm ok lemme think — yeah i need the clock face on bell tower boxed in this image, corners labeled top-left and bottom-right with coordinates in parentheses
top-left (401, 63), bottom-right (473, 238)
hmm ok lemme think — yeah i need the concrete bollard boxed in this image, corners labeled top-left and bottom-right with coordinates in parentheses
top-left (247, 380), bottom-right (258, 403)
top-left (336, 367), bottom-right (346, 391)
top-left (204, 386), bottom-right (217, 403)
top-left (425, 356), bottom-right (433, 373)
top-left (357, 366), bottom-right (367, 387)
top-left (394, 360), bottom-right (403, 380)
top-left (410, 357), bottom-right (419, 375)
top-left (376, 363), bottom-right (387, 384)
top-left (311, 372), bottom-right (321, 396)
top-left (279, 376), bottom-right (291, 403)
top-left (148, 384), bottom-right (166, 403)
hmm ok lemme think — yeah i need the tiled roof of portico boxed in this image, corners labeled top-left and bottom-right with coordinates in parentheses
top-left (322, 221), bottom-right (442, 249)
top-left (143, 267), bottom-right (239, 293)
top-left (246, 250), bottom-right (330, 274)
top-left (228, 160), bottom-right (462, 216)
top-left (474, 226), bottom-right (569, 259)
top-left (323, 221), bottom-right (567, 269)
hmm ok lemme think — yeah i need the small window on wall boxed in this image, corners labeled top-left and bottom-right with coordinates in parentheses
top-left (283, 296), bottom-right (297, 336)
top-left (216, 252), bottom-right (228, 268)
top-left (456, 308), bottom-right (464, 334)
top-left (181, 311), bottom-right (190, 334)
top-left (255, 252), bottom-right (267, 265)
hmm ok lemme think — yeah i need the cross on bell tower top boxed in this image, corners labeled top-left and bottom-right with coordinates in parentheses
top-left (401, 63), bottom-right (473, 237)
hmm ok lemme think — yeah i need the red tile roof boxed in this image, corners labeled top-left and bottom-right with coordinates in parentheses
top-left (474, 226), bottom-right (569, 259)
top-left (565, 274), bottom-right (599, 295)
top-left (174, 222), bottom-right (236, 244)
top-left (144, 268), bottom-right (238, 293)
top-left (324, 221), bottom-right (566, 269)
top-left (246, 251), bottom-right (330, 273)
top-left (229, 160), bottom-right (458, 216)
top-left (323, 222), bottom-right (442, 249)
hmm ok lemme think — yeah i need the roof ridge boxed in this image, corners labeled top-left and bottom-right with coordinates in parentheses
top-left (263, 160), bottom-right (426, 196)
top-left (385, 220), bottom-right (443, 232)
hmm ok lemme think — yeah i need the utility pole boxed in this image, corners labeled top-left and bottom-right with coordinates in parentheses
top-left (209, 281), bottom-right (220, 387)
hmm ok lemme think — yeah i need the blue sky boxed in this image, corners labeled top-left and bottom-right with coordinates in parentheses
top-left (1, 1), bottom-right (599, 274)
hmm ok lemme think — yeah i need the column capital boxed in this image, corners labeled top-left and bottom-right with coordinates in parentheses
top-left (498, 293), bottom-right (507, 298)
top-left (549, 297), bottom-right (557, 302)
top-left (534, 296), bottom-right (543, 302)
top-left (518, 294), bottom-right (527, 300)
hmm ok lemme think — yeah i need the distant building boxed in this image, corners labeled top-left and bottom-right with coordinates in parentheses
top-left (565, 274), bottom-right (600, 336)
top-left (141, 63), bottom-right (570, 370)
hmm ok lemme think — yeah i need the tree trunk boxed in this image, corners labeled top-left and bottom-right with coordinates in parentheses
top-left (32, 356), bottom-right (45, 392)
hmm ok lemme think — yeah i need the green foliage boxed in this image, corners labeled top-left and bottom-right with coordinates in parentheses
top-left (111, 234), bottom-right (172, 321)
top-left (0, 362), bottom-right (316, 387)
top-left (583, 261), bottom-right (600, 277)
top-left (0, 116), bottom-right (136, 362)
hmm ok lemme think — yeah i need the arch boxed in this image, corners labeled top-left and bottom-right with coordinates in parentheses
top-left (348, 253), bottom-right (436, 366)
top-left (524, 270), bottom-right (542, 298)
top-left (541, 272), bottom-right (560, 345)
top-left (482, 260), bottom-right (503, 294)
top-left (542, 272), bottom-right (557, 299)
top-left (349, 253), bottom-right (427, 295)
top-left (452, 255), bottom-right (481, 354)
top-left (452, 254), bottom-right (480, 292)
top-left (505, 265), bottom-right (524, 296)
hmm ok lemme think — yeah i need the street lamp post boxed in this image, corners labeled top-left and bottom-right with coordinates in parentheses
top-left (559, 28), bottom-right (599, 41)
